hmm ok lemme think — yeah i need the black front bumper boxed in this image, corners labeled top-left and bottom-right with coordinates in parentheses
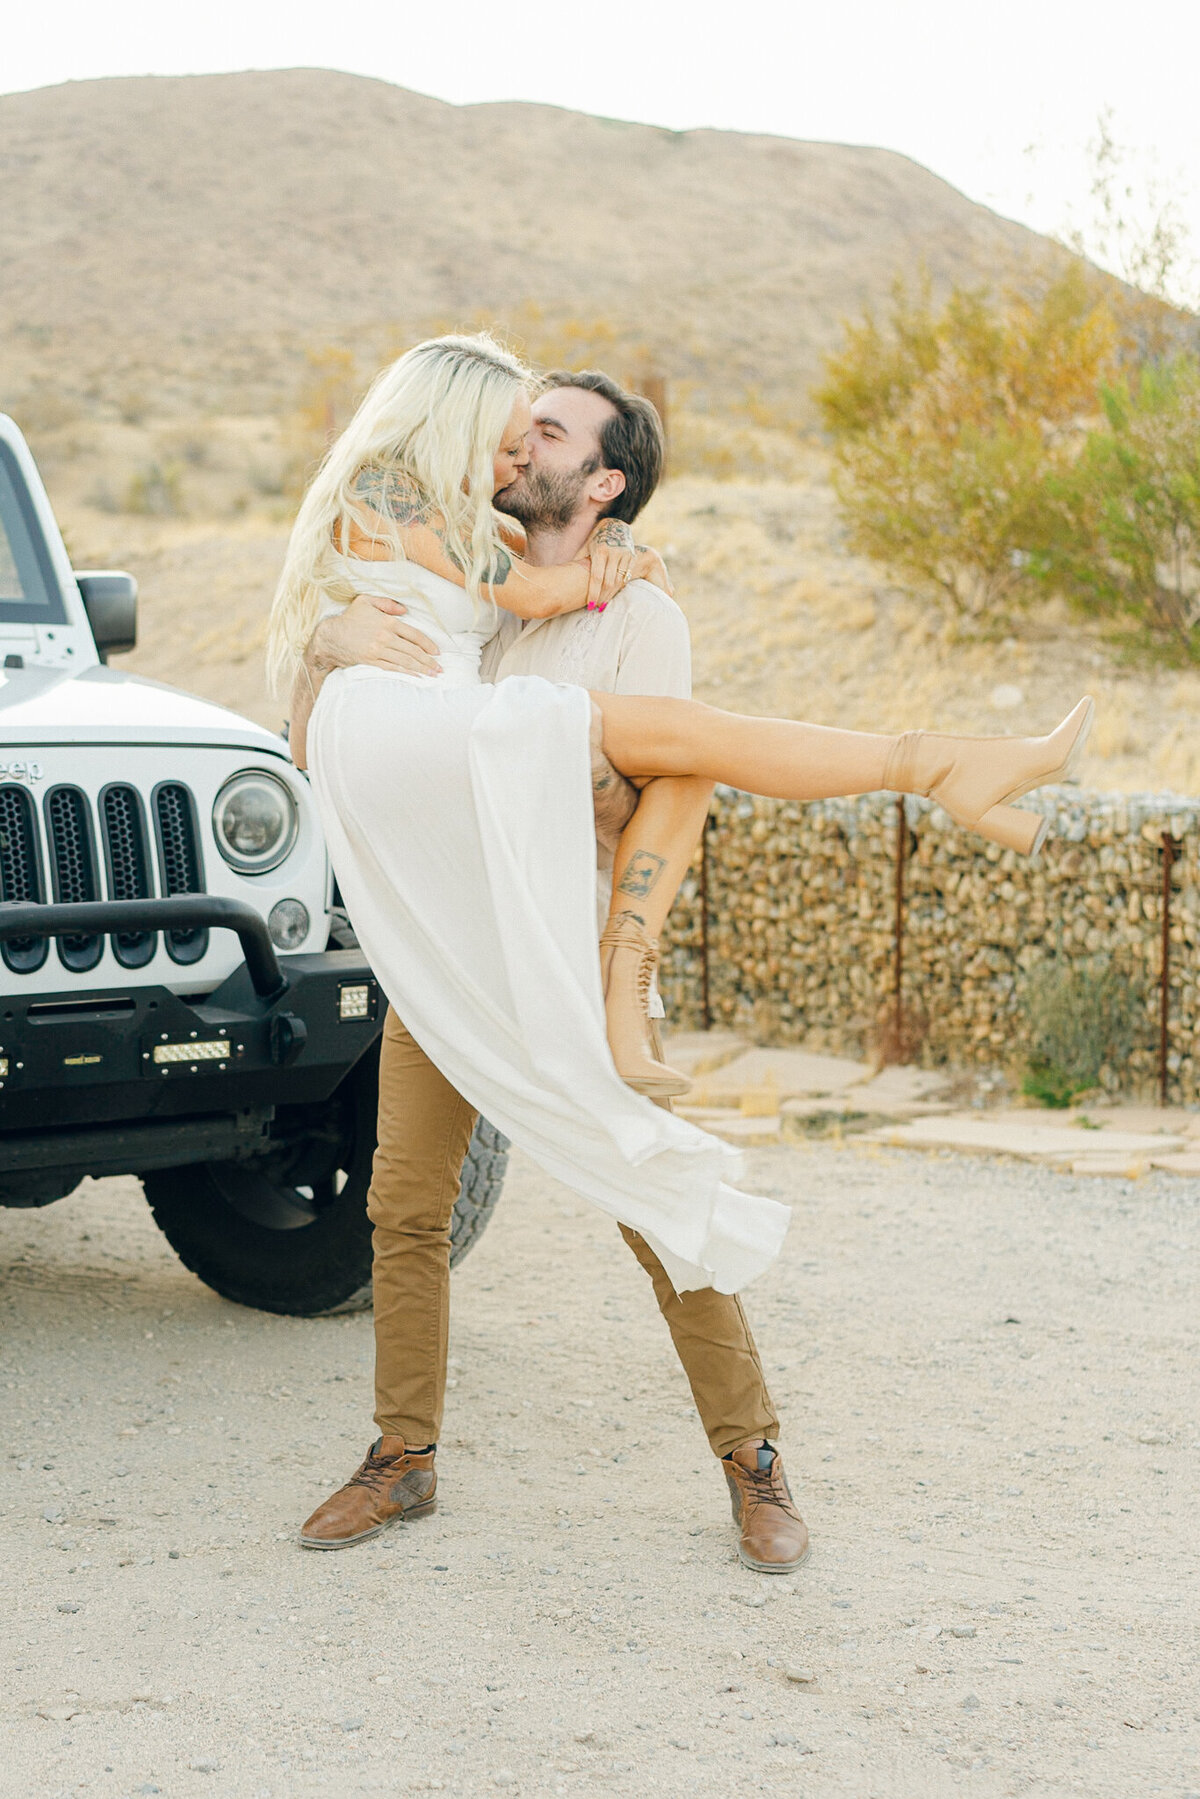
top-left (0, 898), bottom-right (384, 1172)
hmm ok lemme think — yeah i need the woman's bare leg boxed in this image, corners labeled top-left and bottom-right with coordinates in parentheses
top-left (588, 691), bottom-right (1094, 859)
top-left (592, 693), bottom-right (892, 799)
top-left (607, 775), bottom-right (714, 940)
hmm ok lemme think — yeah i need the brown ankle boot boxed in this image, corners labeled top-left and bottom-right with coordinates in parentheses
top-left (598, 912), bottom-right (691, 1099)
top-left (299, 1437), bottom-right (436, 1549)
top-left (724, 1441), bottom-right (810, 1573)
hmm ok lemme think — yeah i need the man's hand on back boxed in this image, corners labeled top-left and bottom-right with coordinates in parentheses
top-left (308, 592), bottom-right (442, 679)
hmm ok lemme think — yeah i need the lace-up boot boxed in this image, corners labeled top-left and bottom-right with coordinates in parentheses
top-left (299, 1436), bottom-right (436, 1549)
top-left (723, 1440), bottom-right (809, 1573)
top-left (599, 912), bottom-right (691, 1099)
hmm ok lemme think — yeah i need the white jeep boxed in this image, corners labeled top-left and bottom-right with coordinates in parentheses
top-left (0, 415), bottom-right (506, 1312)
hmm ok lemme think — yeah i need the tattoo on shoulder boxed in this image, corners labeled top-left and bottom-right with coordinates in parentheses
top-left (591, 519), bottom-right (634, 551)
top-left (352, 466), bottom-right (432, 526)
top-left (617, 851), bottom-right (667, 900)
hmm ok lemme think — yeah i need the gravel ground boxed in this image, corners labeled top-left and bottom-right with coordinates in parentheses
top-left (3, 1141), bottom-right (1199, 1799)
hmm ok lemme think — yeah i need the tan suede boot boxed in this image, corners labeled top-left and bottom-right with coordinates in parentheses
top-left (299, 1437), bottom-right (436, 1549)
top-left (598, 912), bottom-right (691, 1099)
top-left (883, 697), bottom-right (1093, 856)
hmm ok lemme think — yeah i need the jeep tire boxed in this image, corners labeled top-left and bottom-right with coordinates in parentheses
top-left (142, 1048), bottom-right (508, 1316)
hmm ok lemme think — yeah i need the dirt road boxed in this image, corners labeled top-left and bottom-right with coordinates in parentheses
top-left (3, 1141), bottom-right (1198, 1799)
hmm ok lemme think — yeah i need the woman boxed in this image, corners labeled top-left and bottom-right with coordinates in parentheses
top-left (269, 333), bottom-right (1092, 1296)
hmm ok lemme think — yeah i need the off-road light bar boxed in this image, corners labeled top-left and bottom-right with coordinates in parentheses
top-left (338, 983), bottom-right (371, 1021)
top-left (152, 1039), bottom-right (231, 1065)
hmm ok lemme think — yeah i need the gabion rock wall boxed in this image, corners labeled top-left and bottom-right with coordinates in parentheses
top-left (657, 788), bottom-right (1200, 1103)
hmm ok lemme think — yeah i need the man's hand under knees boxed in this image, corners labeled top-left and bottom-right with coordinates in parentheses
top-left (310, 592), bottom-right (442, 679)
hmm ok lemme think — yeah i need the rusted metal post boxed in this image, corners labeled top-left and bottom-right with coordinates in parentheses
top-left (893, 795), bottom-right (907, 1050)
top-left (699, 812), bottom-right (712, 1031)
top-left (1160, 832), bottom-right (1179, 1106)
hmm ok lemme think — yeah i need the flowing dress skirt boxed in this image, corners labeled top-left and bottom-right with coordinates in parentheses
top-left (307, 665), bottom-right (790, 1294)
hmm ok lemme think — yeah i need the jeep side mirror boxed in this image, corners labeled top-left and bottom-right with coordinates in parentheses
top-left (77, 571), bottom-right (138, 661)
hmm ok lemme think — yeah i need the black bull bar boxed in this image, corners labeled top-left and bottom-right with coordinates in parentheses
top-left (0, 896), bottom-right (285, 997)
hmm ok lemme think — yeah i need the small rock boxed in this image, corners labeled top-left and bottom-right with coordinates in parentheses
top-left (136, 1788), bottom-right (161, 1796)
top-left (189, 1761), bottom-right (219, 1774)
top-left (1137, 1432), bottom-right (1168, 1446)
top-left (492, 1773), bottom-right (517, 1787)
top-left (767, 1732), bottom-right (799, 1747)
top-left (38, 1705), bottom-right (78, 1722)
top-left (785, 1667), bottom-right (818, 1684)
top-left (961, 1693), bottom-right (981, 1711)
top-left (738, 1593), bottom-right (767, 1608)
top-left (573, 1731), bottom-right (594, 1744)
top-left (340, 1717), bottom-right (365, 1732)
top-left (668, 1738), bottom-right (694, 1750)
top-left (56, 1602), bottom-right (81, 1614)
top-left (949, 1626), bottom-right (977, 1639)
top-left (42, 1508), bottom-right (65, 1524)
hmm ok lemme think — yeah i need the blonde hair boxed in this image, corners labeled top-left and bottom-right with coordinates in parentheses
top-left (267, 332), bottom-right (531, 693)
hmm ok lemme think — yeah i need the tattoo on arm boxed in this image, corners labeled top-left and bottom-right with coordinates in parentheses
top-left (617, 850), bottom-right (668, 900)
top-left (486, 545), bottom-right (511, 587)
top-left (352, 466), bottom-right (432, 526)
top-left (591, 519), bottom-right (634, 551)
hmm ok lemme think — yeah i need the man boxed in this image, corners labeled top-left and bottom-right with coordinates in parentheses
top-left (292, 371), bottom-right (807, 1574)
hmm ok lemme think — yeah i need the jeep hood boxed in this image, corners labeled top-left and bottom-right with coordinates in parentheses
top-left (0, 665), bottom-right (288, 755)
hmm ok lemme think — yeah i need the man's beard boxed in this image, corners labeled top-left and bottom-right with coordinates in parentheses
top-left (496, 459), bottom-right (599, 531)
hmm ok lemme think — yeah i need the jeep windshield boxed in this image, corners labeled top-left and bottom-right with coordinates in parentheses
top-left (0, 438), bottom-right (67, 626)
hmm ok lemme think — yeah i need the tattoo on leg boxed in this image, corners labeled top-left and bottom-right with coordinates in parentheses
top-left (617, 850), bottom-right (668, 900)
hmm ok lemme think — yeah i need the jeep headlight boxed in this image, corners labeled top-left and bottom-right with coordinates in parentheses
top-left (212, 771), bottom-right (298, 874)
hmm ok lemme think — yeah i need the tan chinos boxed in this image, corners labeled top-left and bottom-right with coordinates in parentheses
top-left (368, 1006), bottom-right (779, 1458)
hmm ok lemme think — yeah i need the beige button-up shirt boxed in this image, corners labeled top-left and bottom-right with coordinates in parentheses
top-left (479, 577), bottom-right (692, 703)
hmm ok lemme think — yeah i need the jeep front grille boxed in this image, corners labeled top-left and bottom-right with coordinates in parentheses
top-left (153, 782), bottom-right (208, 965)
top-left (46, 785), bottom-right (103, 972)
top-left (101, 784), bottom-right (155, 969)
top-left (0, 784), bottom-right (48, 974)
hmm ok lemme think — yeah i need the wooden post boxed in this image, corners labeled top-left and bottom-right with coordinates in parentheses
top-left (1160, 833), bottom-right (1179, 1106)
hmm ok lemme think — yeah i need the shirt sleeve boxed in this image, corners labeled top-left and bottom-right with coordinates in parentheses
top-left (609, 584), bottom-right (693, 699)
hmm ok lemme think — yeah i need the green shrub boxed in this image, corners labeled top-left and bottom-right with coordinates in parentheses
top-left (1020, 959), bottom-right (1148, 1107)
top-left (1039, 355), bottom-right (1200, 656)
top-left (814, 264), bottom-right (1119, 623)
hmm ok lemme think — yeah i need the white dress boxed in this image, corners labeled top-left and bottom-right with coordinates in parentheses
top-left (306, 557), bottom-right (791, 1295)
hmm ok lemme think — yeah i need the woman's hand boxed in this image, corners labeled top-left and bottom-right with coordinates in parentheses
top-left (582, 518), bottom-right (636, 610)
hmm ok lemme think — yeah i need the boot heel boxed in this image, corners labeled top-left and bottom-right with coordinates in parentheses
top-left (972, 803), bottom-right (1048, 857)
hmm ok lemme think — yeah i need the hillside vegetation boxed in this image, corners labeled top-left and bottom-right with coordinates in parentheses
top-left (1, 69), bottom-right (1051, 421)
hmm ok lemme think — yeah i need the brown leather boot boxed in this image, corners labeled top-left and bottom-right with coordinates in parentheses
top-left (599, 912), bottom-right (691, 1099)
top-left (299, 1437), bottom-right (436, 1550)
top-left (723, 1440), bottom-right (809, 1573)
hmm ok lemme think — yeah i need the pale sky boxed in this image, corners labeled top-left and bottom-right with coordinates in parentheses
top-left (7, 0), bottom-right (1199, 303)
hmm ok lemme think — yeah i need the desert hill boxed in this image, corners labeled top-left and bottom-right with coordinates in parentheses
top-left (1, 69), bottom-right (1053, 415)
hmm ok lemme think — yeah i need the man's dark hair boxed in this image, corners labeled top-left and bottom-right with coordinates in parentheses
top-left (540, 369), bottom-right (665, 524)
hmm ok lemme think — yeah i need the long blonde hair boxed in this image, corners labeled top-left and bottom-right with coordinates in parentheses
top-left (267, 332), bottom-right (531, 693)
